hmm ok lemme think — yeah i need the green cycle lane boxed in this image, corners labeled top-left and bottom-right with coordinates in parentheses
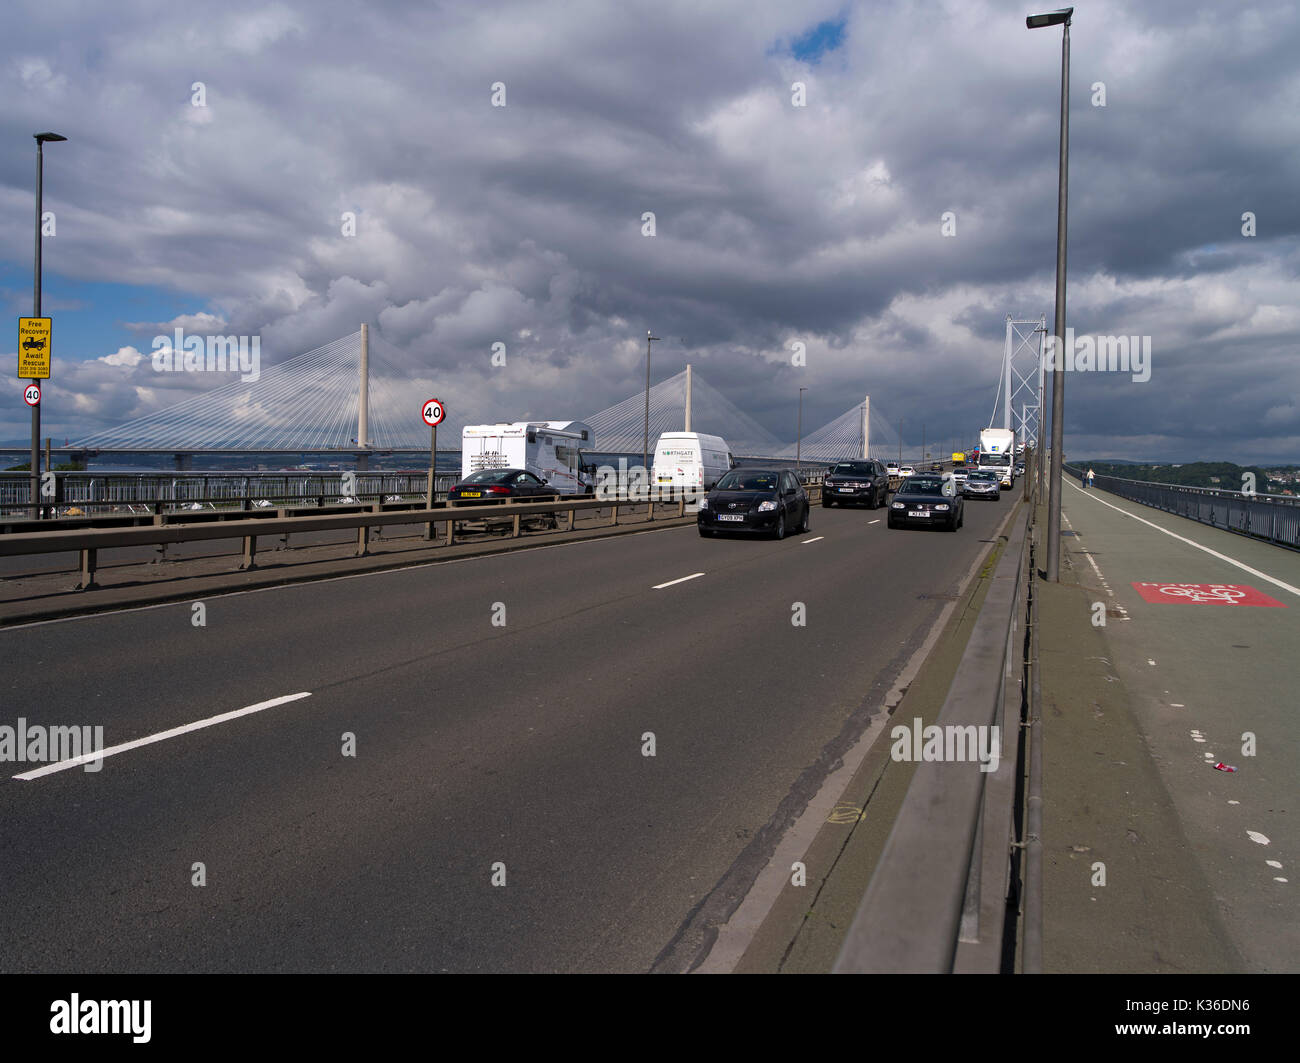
top-left (1043, 480), bottom-right (1297, 972)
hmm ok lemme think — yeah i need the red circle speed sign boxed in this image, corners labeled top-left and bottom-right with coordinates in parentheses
top-left (24, 384), bottom-right (41, 407)
top-left (422, 399), bottom-right (445, 426)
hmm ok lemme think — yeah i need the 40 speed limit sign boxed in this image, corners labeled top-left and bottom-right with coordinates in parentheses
top-left (422, 399), bottom-right (445, 426)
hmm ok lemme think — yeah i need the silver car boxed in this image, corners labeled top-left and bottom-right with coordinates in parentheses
top-left (962, 470), bottom-right (1001, 500)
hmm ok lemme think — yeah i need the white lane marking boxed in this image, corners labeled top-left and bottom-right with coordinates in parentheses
top-left (801, 536), bottom-right (824, 545)
top-left (1069, 482), bottom-right (1300, 598)
top-left (1267, 860), bottom-right (1283, 869)
top-left (1274, 877), bottom-right (1289, 883)
top-left (868, 519), bottom-right (881, 525)
top-left (1228, 799), bottom-right (1240, 805)
top-left (1147, 658), bottom-right (1156, 666)
top-left (1246, 830), bottom-right (1271, 845)
top-left (14, 692), bottom-right (313, 780)
top-left (653, 572), bottom-right (705, 590)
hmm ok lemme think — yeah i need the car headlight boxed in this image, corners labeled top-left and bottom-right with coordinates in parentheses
top-left (935, 504), bottom-right (950, 511)
top-left (891, 501), bottom-right (904, 509)
top-left (758, 500), bottom-right (778, 512)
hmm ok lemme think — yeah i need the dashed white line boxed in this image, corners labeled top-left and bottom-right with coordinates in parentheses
top-left (1246, 830), bottom-right (1271, 846)
top-left (868, 519), bottom-right (881, 525)
top-left (14, 692), bottom-right (313, 780)
top-left (653, 572), bottom-right (705, 590)
top-left (801, 536), bottom-right (824, 544)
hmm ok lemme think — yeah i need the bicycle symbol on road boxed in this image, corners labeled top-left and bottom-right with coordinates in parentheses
top-left (1157, 585), bottom-right (1246, 604)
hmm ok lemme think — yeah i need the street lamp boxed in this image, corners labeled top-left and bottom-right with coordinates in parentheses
top-left (31, 131), bottom-right (67, 520)
top-left (797, 387), bottom-right (807, 470)
top-left (1027, 7), bottom-right (1072, 580)
top-left (642, 330), bottom-right (659, 483)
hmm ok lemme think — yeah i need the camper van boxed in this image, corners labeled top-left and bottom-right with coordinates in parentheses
top-left (461, 421), bottom-right (595, 494)
top-left (652, 432), bottom-right (734, 497)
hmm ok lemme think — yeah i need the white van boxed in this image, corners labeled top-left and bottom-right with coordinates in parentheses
top-left (461, 421), bottom-right (595, 494)
top-left (652, 432), bottom-right (734, 496)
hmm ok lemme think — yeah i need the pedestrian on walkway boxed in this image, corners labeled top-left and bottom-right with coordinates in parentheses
top-left (1087, 468), bottom-right (1096, 488)
top-left (1080, 469), bottom-right (1088, 488)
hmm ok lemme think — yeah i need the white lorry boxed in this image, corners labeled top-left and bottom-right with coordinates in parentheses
top-left (978, 428), bottom-right (1016, 488)
top-left (652, 432), bottom-right (734, 497)
top-left (460, 421), bottom-right (595, 494)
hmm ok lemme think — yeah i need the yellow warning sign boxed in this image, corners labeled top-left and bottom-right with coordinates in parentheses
top-left (18, 318), bottom-right (52, 379)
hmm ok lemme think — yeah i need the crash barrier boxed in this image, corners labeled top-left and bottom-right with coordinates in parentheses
top-left (834, 501), bottom-right (1032, 973)
top-left (0, 492), bottom-right (734, 591)
top-left (1066, 466), bottom-right (1300, 551)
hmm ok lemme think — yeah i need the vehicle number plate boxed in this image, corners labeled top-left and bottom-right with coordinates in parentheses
top-left (718, 514), bottom-right (744, 522)
top-left (908, 510), bottom-right (927, 517)
top-left (461, 491), bottom-right (481, 497)
top-left (838, 488), bottom-right (854, 492)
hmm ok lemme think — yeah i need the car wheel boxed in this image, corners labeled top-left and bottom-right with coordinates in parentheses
top-left (799, 505), bottom-right (811, 534)
top-left (887, 514), bottom-right (897, 529)
top-left (823, 498), bottom-right (832, 508)
top-left (698, 528), bottom-right (713, 537)
top-left (947, 514), bottom-right (958, 532)
top-left (774, 512), bottom-right (786, 540)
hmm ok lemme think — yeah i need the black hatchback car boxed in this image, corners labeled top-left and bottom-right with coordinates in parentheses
top-left (822, 459), bottom-right (889, 508)
top-left (888, 474), bottom-right (964, 531)
top-left (448, 468), bottom-right (557, 504)
top-left (698, 468), bottom-right (809, 539)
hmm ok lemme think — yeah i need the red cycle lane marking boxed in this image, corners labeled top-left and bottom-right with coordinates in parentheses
top-left (1131, 582), bottom-right (1287, 607)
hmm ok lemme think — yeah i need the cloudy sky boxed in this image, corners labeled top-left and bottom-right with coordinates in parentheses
top-left (2, 0), bottom-right (1298, 462)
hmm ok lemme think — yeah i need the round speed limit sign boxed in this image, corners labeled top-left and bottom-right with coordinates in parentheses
top-left (422, 399), bottom-right (445, 427)
top-left (23, 384), bottom-right (41, 407)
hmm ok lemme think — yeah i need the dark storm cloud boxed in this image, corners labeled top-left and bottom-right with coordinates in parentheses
top-left (1, 0), bottom-right (1297, 460)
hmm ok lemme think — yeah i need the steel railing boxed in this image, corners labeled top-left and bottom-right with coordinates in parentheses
top-left (1065, 466), bottom-right (1300, 551)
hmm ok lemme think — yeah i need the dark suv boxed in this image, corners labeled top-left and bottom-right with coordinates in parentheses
top-left (822, 459), bottom-right (889, 509)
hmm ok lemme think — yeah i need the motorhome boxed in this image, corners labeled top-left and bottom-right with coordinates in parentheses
top-left (978, 428), bottom-right (1016, 488)
top-left (652, 432), bottom-right (734, 497)
top-left (460, 421), bottom-right (595, 494)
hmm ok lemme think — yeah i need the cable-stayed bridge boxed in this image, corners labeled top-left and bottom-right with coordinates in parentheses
top-left (62, 324), bottom-right (1000, 467)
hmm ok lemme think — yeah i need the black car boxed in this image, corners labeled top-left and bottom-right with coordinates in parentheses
top-left (698, 468), bottom-right (809, 539)
top-left (448, 468), bottom-right (557, 504)
top-left (888, 474), bottom-right (963, 531)
top-left (822, 459), bottom-right (889, 508)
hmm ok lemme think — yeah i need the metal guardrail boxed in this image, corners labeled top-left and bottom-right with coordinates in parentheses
top-left (0, 492), bottom-right (724, 591)
top-left (1065, 466), bottom-right (1300, 551)
top-left (834, 501), bottom-right (1032, 973)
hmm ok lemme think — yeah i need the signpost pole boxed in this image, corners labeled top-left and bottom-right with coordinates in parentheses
top-left (30, 140), bottom-right (45, 520)
top-left (422, 399), bottom-right (445, 539)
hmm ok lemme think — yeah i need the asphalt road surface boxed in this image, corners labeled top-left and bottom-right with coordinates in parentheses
top-left (0, 486), bottom-right (1017, 972)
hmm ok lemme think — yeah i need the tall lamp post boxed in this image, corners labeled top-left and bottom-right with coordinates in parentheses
top-left (1028, 7), bottom-right (1072, 581)
top-left (31, 132), bottom-right (66, 520)
top-left (796, 386), bottom-right (807, 470)
top-left (642, 330), bottom-right (659, 481)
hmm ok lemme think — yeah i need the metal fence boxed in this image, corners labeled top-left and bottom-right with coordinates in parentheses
top-left (0, 471), bottom-right (456, 518)
top-left (1066, 466), bottom-right (1300, 551)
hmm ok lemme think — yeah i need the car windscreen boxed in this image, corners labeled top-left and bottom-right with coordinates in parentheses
top-left (716, 471), bottom-right (778, 491)
top-left (830, 462), bottom-right (874, 475)
top-left (902, 478), bottom-right (945, 494)
top-left (462, 469), bottom-right (515, 484)
top-left (969, 472), bottom-right (996, 481)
